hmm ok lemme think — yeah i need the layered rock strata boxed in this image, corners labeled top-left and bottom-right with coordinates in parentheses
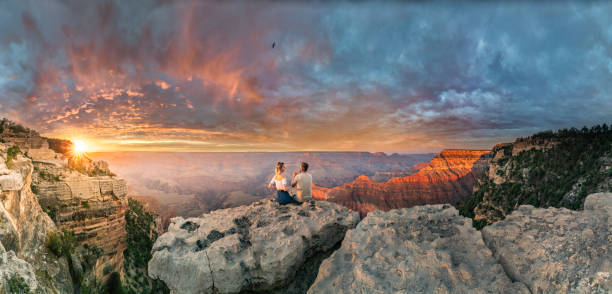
top-left (32, 158), bottom-right (128, 280)
top-left (148, 199), bottom-right (360, 294)
top-left (0, 143), bottom-right (73, 293)
top-left (315, 149), bottom-right (491, 216)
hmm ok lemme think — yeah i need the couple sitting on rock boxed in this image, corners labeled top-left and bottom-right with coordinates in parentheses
top-left (268, 161), bottom-right (313, 204)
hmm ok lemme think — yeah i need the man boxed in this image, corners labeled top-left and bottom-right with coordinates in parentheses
top-left (291, 162), bottom-right (313, 202)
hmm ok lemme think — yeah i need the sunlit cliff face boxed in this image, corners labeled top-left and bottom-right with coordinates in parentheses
top-left (1, 1), bottom-right (612, 152)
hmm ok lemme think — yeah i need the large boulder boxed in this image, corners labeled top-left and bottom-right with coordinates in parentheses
top-left (308, 204), bottom-right (529, 294)
top-left (0, 242), bottom-right (40, 293)
top-left (481, 193), bottom-right (612, 293)
top-left (148, 199), bottom-right (360, 294)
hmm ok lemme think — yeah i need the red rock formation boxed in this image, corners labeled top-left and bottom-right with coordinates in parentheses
top-left (314, 149), bottom-right (491, 216)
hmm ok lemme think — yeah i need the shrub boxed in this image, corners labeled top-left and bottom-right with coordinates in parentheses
top-left (105, 272), bottom-right (126, 294)
top-left (30, 184), bottom-right (39, 194)
top-left (9, 124), bottom-right (28, 134)
top-left (42, 206), bottom-right (57, 220)
top-left (81, 200), bottom-right (90, 208)
top-left (45, 229), bottom-right (78, 258)
top-left (5, 145), bottom-right (20, 169)
top-left (7, 274), bottom-right (30, 294)
top-left (103, 264), bottom-right (114, 275)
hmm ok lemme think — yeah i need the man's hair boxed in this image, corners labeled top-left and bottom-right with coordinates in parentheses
top-left (301, 162), bottom-right (309, 172)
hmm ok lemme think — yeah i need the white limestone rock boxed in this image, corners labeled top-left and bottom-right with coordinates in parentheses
top-left (0, 242), bottom-right (40, 293)
top-left (308, 204), bottom-right (529, 294)
top-left (148, 199), bottom-right (360, 294)
top-left (481, 193), bottom-right (612, 294)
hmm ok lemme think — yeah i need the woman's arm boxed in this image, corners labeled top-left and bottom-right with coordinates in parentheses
top-left (268, 177), bottom-right (275, 189)
top-left (280, 177), bottom-right (288, 191)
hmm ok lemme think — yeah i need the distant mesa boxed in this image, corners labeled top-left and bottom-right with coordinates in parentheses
top-left (314, 149), bottom-right (491, 216)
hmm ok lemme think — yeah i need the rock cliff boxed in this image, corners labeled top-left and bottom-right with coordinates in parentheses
top-left (481, 192), bottom-right (611, 293)
top-left (459, 126), bottom-right (612, 227)
top-left (310, 193), bottom-right (611, 294)
top-left (314, 149), bottom-right (491, 216)
top-left (29, 141), bottom-right (128, 285)
top-left (148, 199), bottom-right (359, 294)
top-left (1, 120), bottom-right (129, 290)
top-left (0, 143), bottom-right (73, 293)
top-left (148, 193), bottom-right (611, 294)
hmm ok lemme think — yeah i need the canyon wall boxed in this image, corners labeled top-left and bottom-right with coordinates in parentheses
top-left (459, 127), bottom-right (612, 227)
top-left (0, 143), bottom-right (73, 293)
top-left (1, 120), bottom-right (129, 290)
top-left (314, 149), bottom-right (491, 216)
top-left (29, 142), bottom-right (128, 285)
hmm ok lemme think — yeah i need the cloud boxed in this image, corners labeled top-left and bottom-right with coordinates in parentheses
top-left (0, 0), bottom-right (611, 152)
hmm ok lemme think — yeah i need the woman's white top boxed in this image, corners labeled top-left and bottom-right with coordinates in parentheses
top-left (269, 176), bottom-right (287, 190)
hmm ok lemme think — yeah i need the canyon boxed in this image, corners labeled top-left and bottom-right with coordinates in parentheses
top-left (90, 151), bottom-right (434, 221)
top-left (314, 149), bottom-right (491, 216)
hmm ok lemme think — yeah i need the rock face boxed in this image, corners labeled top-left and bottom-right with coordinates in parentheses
top-left (309, 204), bottom-right (529, 294)
top-left (148, 199), bottom-right (360, 294)
top-left (30, 145), bottom-right (128, 282)
top-left (481, 192), bottom-right (612, 293)
top-left (0, 143), bottom-right (73, 293)
top-left (1, 121), bottom-right (129, 287)
top-left (311, 193), bottom-right (611, 294)
top-left (315, 149), bottom-right (491, 216)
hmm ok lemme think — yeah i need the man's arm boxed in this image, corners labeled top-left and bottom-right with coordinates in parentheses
top-left (291, 172), bottom-right (298, 187)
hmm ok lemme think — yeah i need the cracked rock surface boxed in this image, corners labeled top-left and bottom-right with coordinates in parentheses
top-left (148, 199), bottom-right (359, 294)
top-left (482, 192), bottom-right (612, 294)
top-left (308, 204), bottom-right (529, 294)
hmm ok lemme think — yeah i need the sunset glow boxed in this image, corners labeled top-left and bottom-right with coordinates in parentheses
top-left (1, 1), bottom-right (611, 152)
top-left (73, 140), bottom-right (88, 154)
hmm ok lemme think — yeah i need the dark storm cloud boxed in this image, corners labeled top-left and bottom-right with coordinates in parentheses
top-left (0, 0), bottom-right (610, 152)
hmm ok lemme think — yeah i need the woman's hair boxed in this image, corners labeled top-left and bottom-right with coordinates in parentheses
top-left (275, 162), bottom-right (285, 175)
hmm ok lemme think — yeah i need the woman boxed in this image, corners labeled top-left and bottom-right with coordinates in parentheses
top-left (268, 162), bottom-right (297, 204)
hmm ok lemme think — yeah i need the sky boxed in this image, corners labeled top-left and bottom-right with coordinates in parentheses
top-left (0, 0), bottom-right (611, 153)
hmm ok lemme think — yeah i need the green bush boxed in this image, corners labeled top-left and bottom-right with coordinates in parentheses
top-left (38, 169), bottom-right (61, 182)
top-left (9, 124), bottom-right (28, 134)
top-left (45, 229), bottom-right (78, 258)
top-left (123, 198), bottom-right (170, 293)
top-left (103, 264), bottom-right (114, 275)
top-left (30, 184), bottom-right (39, 194)
top-left (81, 200), bottom-right (90, 208)
top-left (5, 145), bottom-right (20, 169)
top-left (459, 123), bottom-right (612, 228)
top-left (7, 274), bottom-right (30, 294)
top-left (42, 206), bottom-right (58, 221)
top-left (105, 272), bottom-right (126, 294)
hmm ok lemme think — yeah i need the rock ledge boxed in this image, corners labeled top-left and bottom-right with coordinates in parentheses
top-left (148, 199), bottom-right (359, 294)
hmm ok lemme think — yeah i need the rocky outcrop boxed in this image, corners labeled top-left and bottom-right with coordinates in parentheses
top-left (0, 242), bottom-right (40, 292)
top-left (148, 199), bottom-right (359, 294)
top-left (0, 143), bottom-right (73, 293)
top-left (1, 121), bottom-right (129, 287)
top-left (311, 193), bottom-right (611, 294)
top-left (309, 204), bottom-right (529, 294)
top-left (315, 149), bottom-right (491, 216)
top-left (481, 192), bottom-right (612, 293)
top-left (31, 152), bottom-right (128, 283)
top-left (467, 129), bottom-right (612, 226)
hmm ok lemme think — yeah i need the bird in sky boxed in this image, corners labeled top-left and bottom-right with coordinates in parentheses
top-left (272, 41), bottom-right (276, 48)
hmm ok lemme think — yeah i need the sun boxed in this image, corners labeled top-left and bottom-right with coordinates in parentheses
top-left (73, 140), bottom-right (88, 153)
top-left (71, 139), bottom-right (88, 159)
